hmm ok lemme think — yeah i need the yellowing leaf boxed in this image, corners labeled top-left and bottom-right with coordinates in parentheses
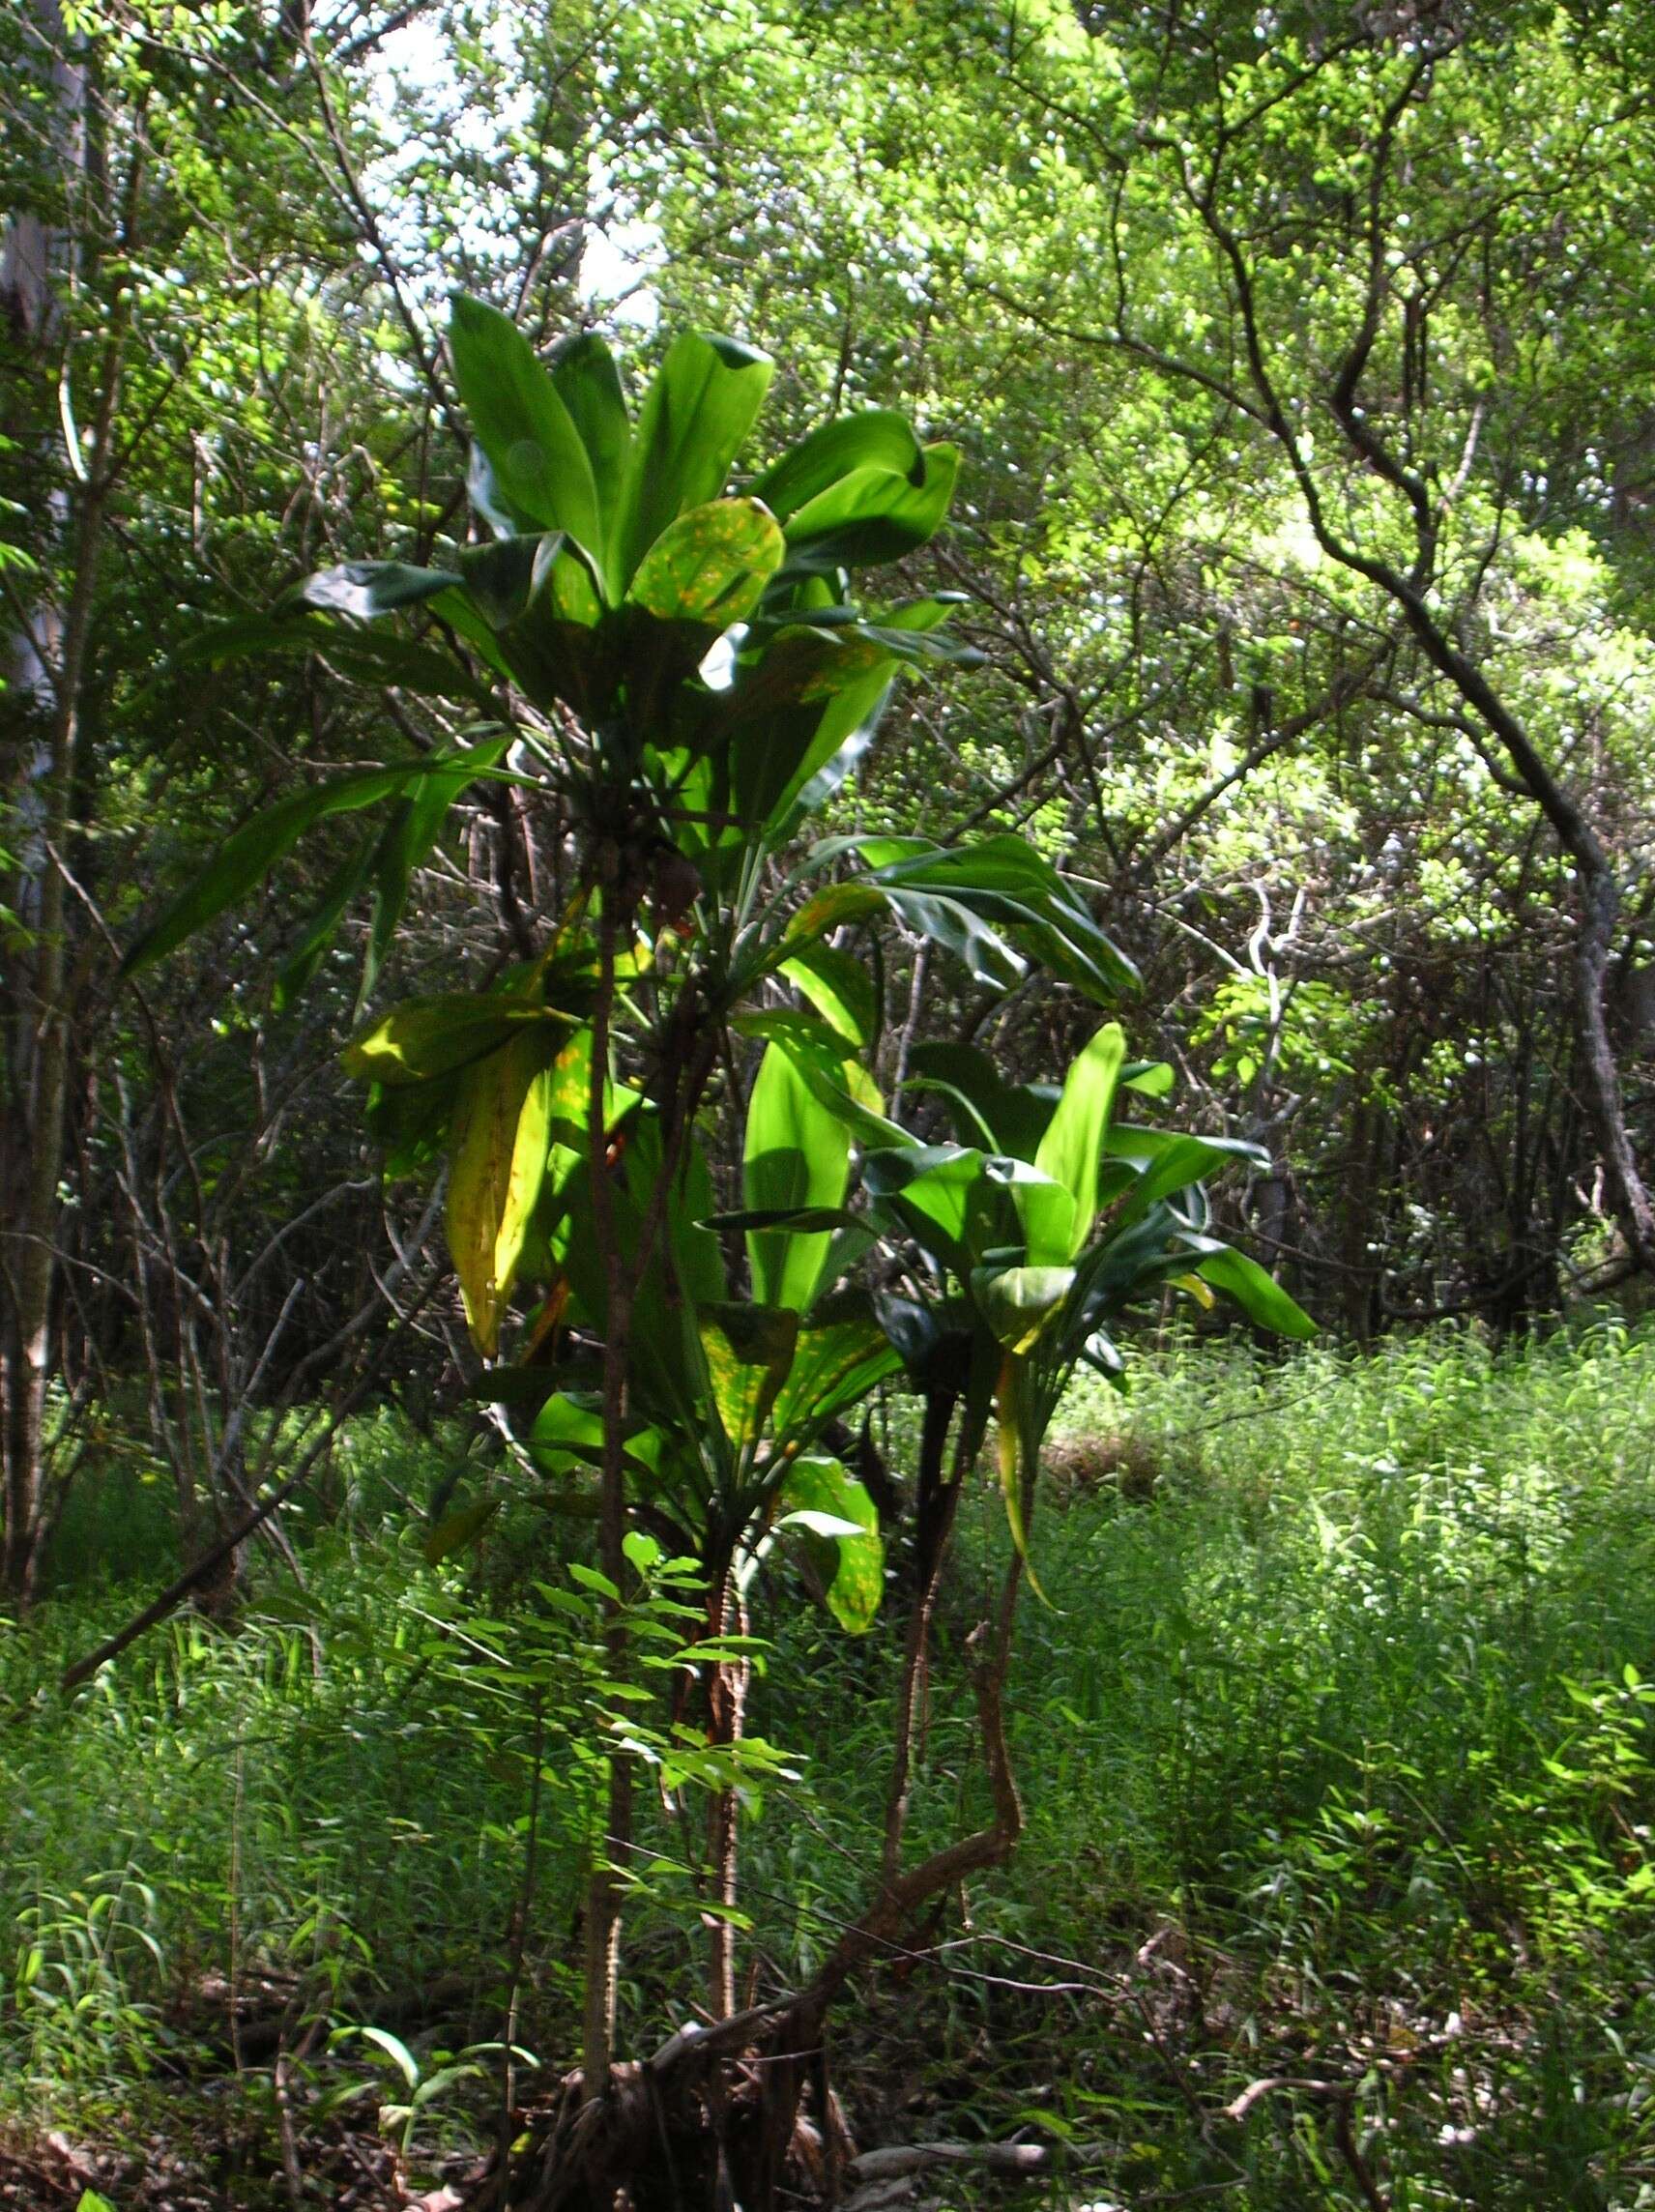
top-left (447, 1027), bottom-right (559, 1354)
top-left (626, 497), bottom-right (785, 629)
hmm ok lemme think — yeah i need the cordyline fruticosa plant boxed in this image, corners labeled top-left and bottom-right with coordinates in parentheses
top-left (125, 298), bottom-right (1311, 2208)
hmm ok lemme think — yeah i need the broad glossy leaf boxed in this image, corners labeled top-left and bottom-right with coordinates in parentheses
top-left (743, 1040), bottom-right (853, 1313)
top-left (1112, 1133), bottom-right (1259, 1228)
top-left (1034, 1023), bottom-right (1126, 1261)
top-left (700, 1303), bottom-right (799, 1456)
top-left (122, 757), bottom-right (467, 975)
top-left (1194, 1247), bottom-right (1317, 1339)
top-left (878, 887), bottom-right (1027, 991)
top-left (627, 498), bottom-right (784, 628)
top-left (297, 561), bottom-right (455, 619)
top-left (748, 411), bottom-right (923, 522)
top-left (842, 835), bottom-right (1139, 1002)
top-left (342, 995), bottom-right (567, 1086)
top-left (779, 942), bottom-right (879, 1051)
top-left (782, 880), bottom-right (886, 947)
top-left (973, 1264), bottom-right (1076, 1353)
top-left (1121, 1060), bottom-right (1176, 1099)
top-left (781, 445), bottom-right (961, 573)
top-left (552, 331), bottom-right (630, 555)
top-left (798, 1061), bottom-right (916, 1154)
top-left (777, 1456), bottom-right (884, 1631)
top-left (769, 1308), bottom-right (902, 1444)
top-left (975, 1154), bottom-right (1077, 1270)
top-left (614, 331), bottom-right (773, 588)
top-left (862, 1145), bottom-right (985, 1278)
top-left (449, 296), bottom-right (602, 554)
top-left (447, 1025), bottom-right (562, 1355)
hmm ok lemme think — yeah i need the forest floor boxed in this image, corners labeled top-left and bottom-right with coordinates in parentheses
top-left (7, 1323), bottom-right (1655, 2211)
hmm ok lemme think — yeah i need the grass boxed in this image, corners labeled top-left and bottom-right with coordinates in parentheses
top-left (8, 1324), bottom-right (1655, 2206)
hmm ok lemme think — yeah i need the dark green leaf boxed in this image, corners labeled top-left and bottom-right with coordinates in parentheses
top-left (613, 332), bottom-right (773, 588)
top-left (449, 296), bottom-right (603, 556)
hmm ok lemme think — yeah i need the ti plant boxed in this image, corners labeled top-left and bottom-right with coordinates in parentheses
top-left (124, 295), bottom-right (1310, 2106)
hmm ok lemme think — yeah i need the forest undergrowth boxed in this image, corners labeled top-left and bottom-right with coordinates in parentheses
top-left (7, 1322), bottom-right (1655, 2210)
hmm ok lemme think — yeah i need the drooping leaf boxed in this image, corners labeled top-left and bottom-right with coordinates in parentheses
top-left (296, 561), bottom-right (456, 619)
top-left (780, 445), bottom-right (962, 573)
top-left (778, 942), bottom-right (879, 1052)
top-left (449, 295), bottom-right (602, 554)
top-left (342, 995), bottom-right (569, 1086)
top-left (122, 758), bottom-right (473, 976)
top-left (447, 1025), bottom-right (562, 1355)
top-left (1194, 1246), bottom-right (1318, 1339)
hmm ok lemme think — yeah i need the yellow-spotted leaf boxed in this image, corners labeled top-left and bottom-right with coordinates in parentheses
top-left (626, 497), bottom-right (785, 630)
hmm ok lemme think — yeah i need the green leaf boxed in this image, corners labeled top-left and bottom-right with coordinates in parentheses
top-left (626, 497), bottom-right (785, 628)
top-left (297, 561), bottom-right (456, 619)
top-left (447, 1026), bottom-right (563, 1355)
top-left (973, 1264), bottom-right (1076, 1353)
top-left (362, 732), bottom-right (514, 1003)
top-left (748, 411), bottom-right (923, 522)
top-left (552, 331), bottom-right (631, 541)
top-left (769, 1309), bottom-right (904, 1444)
top-left (424, 1497), bottom-right (500, 1564)
top-left (1034, 1022), bottom-right (1127, 1260)
top-left (779, 942), bottom-right (879, 1051)
top-left (781, 445), bottom-right (961, 572)
top-left (122, 758), bottom-right (464, 976)
top-left (777, 1456), bottom-right (884, 1631)
top-left (742, 1040), bottom-right (853, 1312)
top-left (172, 611), bottom-right (497, 707)
top-left (905, 1041), bottom-right (1057, 1157)
top-left (274, 834), bottom-right (375, 1012)
top-left (862, 1145), bottom-right (985, 1279)
top-left (342, 996), bottom-right (569, 1086)
top-left (449, 296), bottom-right (603, 555)
top-left (358, 2024), bottom-right (420, 2088)
top-left (1195, 1247), bottom-right (1318, 1339)
top-left (700, 1303), bottom-right (799, 1456)
top-left (976, 1154), bottom-right (1077, 1270)
top-left (614, 331), bottom-right (774, 588)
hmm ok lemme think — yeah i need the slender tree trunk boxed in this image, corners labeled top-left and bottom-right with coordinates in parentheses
top-left (581, 888), bottom-right (632, 2090)
top-left (0, 0), bottom-right (106, 1605)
